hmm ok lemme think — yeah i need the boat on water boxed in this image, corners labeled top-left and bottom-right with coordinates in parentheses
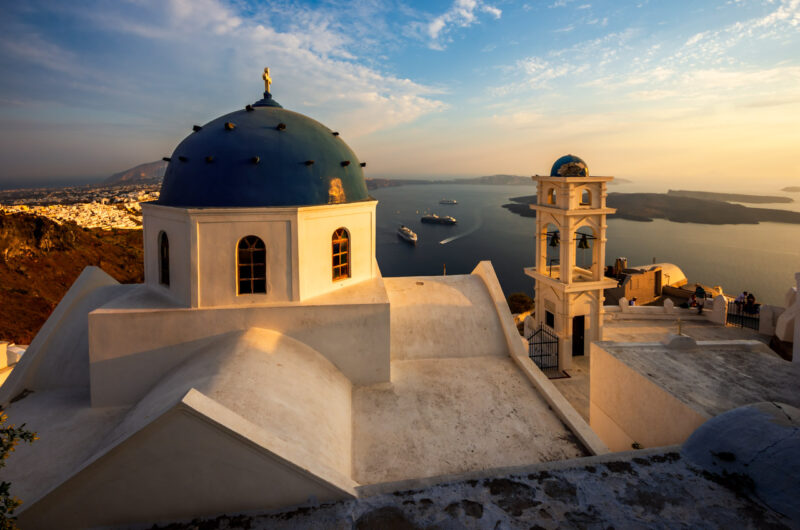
top-left (397, 225), bottom-right (418, 244)
top-left (439, 199), bottom-right (458, 205)
top-left (421, 214), bottom-right (457, 225)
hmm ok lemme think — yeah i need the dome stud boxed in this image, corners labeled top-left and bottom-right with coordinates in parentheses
top-left (224, 122), bottom-right (236, 131)
top-left (341, 160), bottom-right (351, 167)
top-left (276, 123), bottom-right (286, 131)
top-left (192, 125), bottom-right (202, 132)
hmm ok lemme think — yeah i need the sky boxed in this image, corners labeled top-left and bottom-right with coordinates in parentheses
top-left (0, 0), bottom-right (799, 189)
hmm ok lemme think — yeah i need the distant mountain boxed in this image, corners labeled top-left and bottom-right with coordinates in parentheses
top-left (782, 186), bottom-right (800, 192)
top-left (502, 193), bottom-right (800, 225)
top-left (104, 160), bottom-right (167, 185)
top-left (365, 178), bottom-right (432, 190)
top-left (453, 174), bottom-right (532, 185)
top-left (367, 174), bottom-right (634, 188)
top-left (668, 189), bottom-right (793, 204)
top-left (366, 175), bottom-right (534, 189)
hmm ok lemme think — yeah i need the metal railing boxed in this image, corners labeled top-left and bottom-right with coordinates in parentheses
top-left (726, 300), bottom-right (760, 330)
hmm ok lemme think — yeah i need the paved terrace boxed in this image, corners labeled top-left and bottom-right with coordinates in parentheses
top-left (552, 315), bottom-right (771, 422)
top-left (352, 275), bottom-right (588, 485)
top-left (600, 339), bottom-right (800, 417)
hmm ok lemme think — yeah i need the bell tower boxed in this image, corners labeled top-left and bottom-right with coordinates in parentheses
top-left (525, 155), bottom-right (618, 371)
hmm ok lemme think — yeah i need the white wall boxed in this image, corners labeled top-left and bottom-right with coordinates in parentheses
top-left (89, 297), bottom-right (391, 407)
top-left (297, 201), bottom-right (377, 300)
top-left (142, 204), bottom-right (194, 307)
top-left (589, 343), bottom-right (709, 451)
top-left (142, 201), bottom-right (378, 307)
top-left (195, 213), bottom-right (295, 306)
top-left (20, 389), bottom-right (356, 529)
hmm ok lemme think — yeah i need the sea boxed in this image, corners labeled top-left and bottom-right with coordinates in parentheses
top-left (371, 183), bottom-right (800, 307)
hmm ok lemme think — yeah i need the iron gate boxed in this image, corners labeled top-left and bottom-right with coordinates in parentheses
top-left (527, 325), bottom-right (559, 376)
top-left (726, 300), bottom-right (760, 331)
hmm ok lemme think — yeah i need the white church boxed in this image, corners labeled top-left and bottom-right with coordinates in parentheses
top-left (2, 72), bottom-right (798, 528)
top-left (0, 73), bottom-right (599, 528)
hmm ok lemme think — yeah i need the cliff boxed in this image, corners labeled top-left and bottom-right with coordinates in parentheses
top-left (0, 213), bottom-right (143, 344)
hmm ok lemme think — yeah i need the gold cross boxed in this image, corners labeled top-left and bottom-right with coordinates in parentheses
top-left (262, 67), bottom-right (272, 93)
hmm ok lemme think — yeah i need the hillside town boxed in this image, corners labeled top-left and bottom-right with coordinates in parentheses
top-left (0, 183), bottom-right (160, 230)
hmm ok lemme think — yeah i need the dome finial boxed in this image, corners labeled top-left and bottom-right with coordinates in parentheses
top-left (262, 67), bottom-right (272, 94)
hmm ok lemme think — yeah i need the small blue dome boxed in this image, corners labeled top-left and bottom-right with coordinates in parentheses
top-left (158, 93), bottom-right (369, 208)
top-left (550, 154), bottom-right (589, 177)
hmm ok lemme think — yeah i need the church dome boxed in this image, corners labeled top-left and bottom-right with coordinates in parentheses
top-left (158, 90), bottom-right (369, 208)
top-left (550, 154), bottom-right (589, 177)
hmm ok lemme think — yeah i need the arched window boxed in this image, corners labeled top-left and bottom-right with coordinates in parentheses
top-left (580, 188), bottom-right (591, 206)
top-left (332, 228), bottom-right (350, 281)
top-left (237, 236), bottom-right (266, 294)
top-left (158, 231), bottom-right (170, 286)
top-left (547, 188), bottom-right (557, 205)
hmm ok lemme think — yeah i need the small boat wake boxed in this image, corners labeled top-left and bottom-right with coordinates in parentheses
top-left (439, 213), bottom-right (483, 245)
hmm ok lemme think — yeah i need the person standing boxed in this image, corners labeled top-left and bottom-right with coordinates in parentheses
top-left (735, 291), bottom-right (746, 312)
top-left (694, 285), bottom-right (707, 315)
top-left (745, 292), bottom-right (756, 313)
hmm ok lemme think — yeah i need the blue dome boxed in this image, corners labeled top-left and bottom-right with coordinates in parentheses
top-left (158, 93), bottom-right (369, 208)
top-left (550, 154), bottom-right (589, 177)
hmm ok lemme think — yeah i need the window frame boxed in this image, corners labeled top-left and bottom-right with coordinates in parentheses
top-left (237, 235), bottom-right (267, 295)
top-left (332, 227), bottom-right (350, 281)
top-left (545, 310), bottom-right (555, 329)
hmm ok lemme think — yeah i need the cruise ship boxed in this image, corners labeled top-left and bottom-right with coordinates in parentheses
top-left (439, 199), bottom-right (458, 205)
top-left (397, 225), bottom-right (418, 244)
top-left (421, 214), bottom-right (457, 225)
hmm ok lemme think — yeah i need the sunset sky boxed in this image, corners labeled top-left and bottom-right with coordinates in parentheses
top-left (1, 0), bottom-right (798, 188)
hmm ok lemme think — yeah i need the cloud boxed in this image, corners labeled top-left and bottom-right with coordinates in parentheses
top-left (678, 0), bottom-right (800, 64)
top-left (4, 0), bottom-right (446, 138)
top-left (407, 0), bottom-right (502, 50)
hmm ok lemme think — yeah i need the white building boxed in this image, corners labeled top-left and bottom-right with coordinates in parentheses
top-left (0, 78), bottom-right (603, 528)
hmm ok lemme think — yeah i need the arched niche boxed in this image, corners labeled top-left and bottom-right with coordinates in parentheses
top-left (158, 231), bottom-right (170, 286)
top-left (579, 188), bottom-right (592, 206)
